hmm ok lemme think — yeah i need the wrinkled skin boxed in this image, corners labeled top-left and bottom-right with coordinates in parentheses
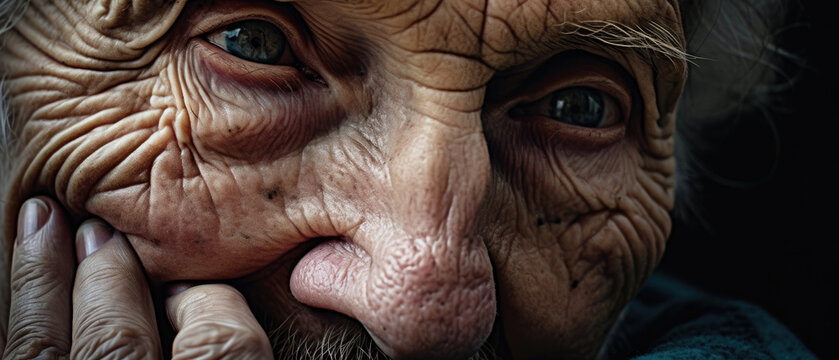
top-left (0, 0), bottom-right (686, 358)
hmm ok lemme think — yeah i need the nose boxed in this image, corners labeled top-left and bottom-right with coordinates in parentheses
top-left (290, 93), bottom-right (495, 359)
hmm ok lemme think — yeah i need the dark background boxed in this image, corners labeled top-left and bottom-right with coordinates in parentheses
top-left (659, 1), bottom-right (838, 358)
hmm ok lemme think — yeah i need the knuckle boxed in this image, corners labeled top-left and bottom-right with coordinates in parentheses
top-left (71, 327), bottom-right (158, 360)
top-left (6, 311), bottom-right (67, 340)
top-left (73, 264), bottom-right (125, 291)
top-left (75, 248), bottom-right (136, 282)
top-left (5, 302), bottom-right (71, 359)
top-left (3, 334), bottom-right (69, 360)
top-left (11, 255), bottom-right (66, 293)
top-left (173, 322), bottom-right (270, 360)
top-left (73, 260), bottom-right (145, 299)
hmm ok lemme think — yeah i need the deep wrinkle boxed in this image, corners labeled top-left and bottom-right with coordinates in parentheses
top-left (0, 0), bottom-right (686, 358)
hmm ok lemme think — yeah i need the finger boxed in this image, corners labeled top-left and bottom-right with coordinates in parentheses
top-left (71, 221), bottom-right (161, 359)
top-left (166, 284), bottom-right (272, 360)
top-left (3, 197), bottom-right (73, 359)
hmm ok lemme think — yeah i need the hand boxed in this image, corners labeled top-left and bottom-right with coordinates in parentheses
top-left (2, 197), bottom-right (273, 359)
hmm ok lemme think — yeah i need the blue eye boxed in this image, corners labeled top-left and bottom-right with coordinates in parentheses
top-left (512, 86), bottom-right (621, 128)
top-left (206, 20), bottom-right (291, 64)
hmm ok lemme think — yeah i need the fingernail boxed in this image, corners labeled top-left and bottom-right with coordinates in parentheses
top-left (17, 198), bottom-right (49, 241)
top-left (76, 222), bottom-right (114, 262)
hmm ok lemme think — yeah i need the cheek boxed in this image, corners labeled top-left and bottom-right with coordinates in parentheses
top-left (13, 46), bottom-right (345, 282)
top-left (478, 124), bottom-right (672, 356)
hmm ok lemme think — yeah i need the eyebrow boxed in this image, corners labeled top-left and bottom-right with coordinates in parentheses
top-left (553, 19), bottom-right (691, 67)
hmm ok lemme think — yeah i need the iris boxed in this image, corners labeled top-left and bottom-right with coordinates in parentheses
top-left (548, 87), bottom-right (605, 128)
top-left (220, 20), bottom-right (287, 64)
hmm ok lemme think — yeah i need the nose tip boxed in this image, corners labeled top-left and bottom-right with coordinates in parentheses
top-left (290, 235), bottom-right (496, 360)
top-left (364, 235), bottom-right (496, 359)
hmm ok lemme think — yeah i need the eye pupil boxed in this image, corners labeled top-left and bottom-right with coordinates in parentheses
top-left (549, 87), bottom-right (604, 128)
top-left (222, 20), bottom-right (286, 64)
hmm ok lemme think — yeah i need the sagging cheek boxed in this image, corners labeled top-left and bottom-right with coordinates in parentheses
top-left (9, 43), bottom-right (345, 281)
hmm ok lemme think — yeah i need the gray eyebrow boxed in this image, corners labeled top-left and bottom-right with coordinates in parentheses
top-left (554, 19), bottom-right (692, 67)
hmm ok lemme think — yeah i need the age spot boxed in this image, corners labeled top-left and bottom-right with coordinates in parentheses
top-left (265, 187), bottom-right (280, 200)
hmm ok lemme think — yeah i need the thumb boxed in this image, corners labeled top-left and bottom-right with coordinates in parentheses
top-left (166, 284), bottom-right (272, 360)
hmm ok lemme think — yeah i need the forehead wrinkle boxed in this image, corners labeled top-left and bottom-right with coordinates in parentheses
top-left (288, 0), bottom-right (684, 54)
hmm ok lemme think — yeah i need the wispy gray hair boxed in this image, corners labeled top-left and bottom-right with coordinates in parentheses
top-left (0, 0), bottom-right (25, 34)
top-left (674, 0), bottom-right (796, 228)
top-left (0, 0), bottom-right (28, 251)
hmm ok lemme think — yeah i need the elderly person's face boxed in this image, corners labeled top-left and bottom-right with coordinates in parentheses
top-left (0, 0), bottom-right (686, 358)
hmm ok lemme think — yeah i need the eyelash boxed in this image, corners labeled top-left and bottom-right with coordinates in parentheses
top-left (190, 7), bottom-right (328, 88)
top-left (491, 51), bottom-right (639, 148)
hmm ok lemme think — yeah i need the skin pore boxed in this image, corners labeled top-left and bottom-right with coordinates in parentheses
top-left (0, 0), bottom-right (686, 359)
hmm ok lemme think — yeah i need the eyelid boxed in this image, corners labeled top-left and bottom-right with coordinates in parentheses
top-left (184, 1), bottom-right (309, 58)
top-left (180, 1), bottom-right (334, 90)
top-left (507, 51), bottom-right (637, 124)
